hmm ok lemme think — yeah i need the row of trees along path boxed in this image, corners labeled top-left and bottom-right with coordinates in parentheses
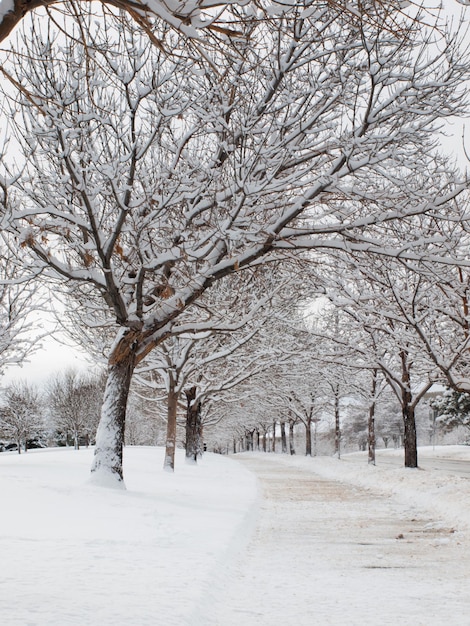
top-left (2, 2), bottom-right (470, 483)
top-left (205, 454), bottom-right (470, 626)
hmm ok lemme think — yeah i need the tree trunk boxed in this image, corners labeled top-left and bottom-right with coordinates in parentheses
top-left (400, 350), bottom-right (418, 468)
top-left (305, 419), bottom-right (312, 456)
top-left (164, 386), bottom-right (179, 472)
top-left (289, 419), bottom-right (295, 455)
top-left (368, 401), bottom-right (376, 465)
top-left (334, 391), bottom-right (341, 459)
top-left (185, 386), bottom-right (202, 464)
top-left (368, 372), bottom-right (377, 465)
top-left (403, 401), bottom-right (418, 468)
top-left (272, 420), bottom-right (276, 453)
top-left (90, 348), bottom-right (135, 485)
top-left (280, 421), bottom-right (287, 453)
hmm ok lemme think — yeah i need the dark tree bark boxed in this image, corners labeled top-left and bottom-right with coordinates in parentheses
top-left (400, 350), bottom-right (418, 469)
top-left (164, 385), bottom-right (179, 471)
top-left (334, 387), bottom-right (341, 459)
top-left (368, 371), bottom-right (378, 465)
top-left (184, 386), bottom-right (202, 464)
top-left (368, 401), bottom-right (376, 465)
top-left (305, 418), bottom-right (312, 457)
top-left (403, 397), bottom-right (418, 468)
top-left (280, 420), bottom-right (287, 453)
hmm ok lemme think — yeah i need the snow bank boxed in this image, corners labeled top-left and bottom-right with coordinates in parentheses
top-left (0, 447), bottom-right (258, 626)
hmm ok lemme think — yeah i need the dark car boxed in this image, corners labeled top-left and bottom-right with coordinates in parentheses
top-left (26, 439), bottom-right (47, 449)
top-left (4, 443), bottom-right (18, 451)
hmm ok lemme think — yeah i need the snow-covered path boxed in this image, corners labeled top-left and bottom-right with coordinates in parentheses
top-left (207, 454), bottom-right (470, 626)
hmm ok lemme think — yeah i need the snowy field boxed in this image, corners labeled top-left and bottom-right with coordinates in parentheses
top-left (1, 445), bottom-right (470, 625)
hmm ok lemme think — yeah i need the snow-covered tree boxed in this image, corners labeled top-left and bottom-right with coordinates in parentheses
top-left (315, 250), bottom-right (443, 467)
top-left (47, 369), bottom-right (104, 449)
top-left (0, 235), bottom-right (43, 376)
top-left (2, 5), bottom-right (470, 483)
top-left (135, 286), bottom-right (287, 470)
top-left (394, 260), bottom-right (470, 394)
top-left (0, 0), bottom-right (437, 48)
top-left (124, 390), bottom-right (165, 446)
top-left (431, 389), bottom-right (470, 434)
top-left (0, 380), bottom-right (44, 451)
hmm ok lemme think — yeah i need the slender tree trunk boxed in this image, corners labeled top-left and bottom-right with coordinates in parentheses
top-left (334, 391), bottom-right (341, 459)
top-left (185, 386), bottom-right (201, 464)
top-left (368, 372), bottom-right (377, 465)
top-left (400, 351), bottom-right (418, 468)
top-left (255, 429), bottom-right (260, 451)
top-left (368, 401), bottom-right (376, 465)
top-left (164, 386), bottom-right (179, 472)
top-left (280, 420), bottom-right (287, 453)
top-left (403, 400), bottom-right (418, 468)
top-left (262, 430), bottom-right (267, 452)
top-left (272, 420), bottom-right (276, 453)
top-left (90, 347), bottom-right (135, 485)
top-left (305, 419), bottom-right (312, 456)
top-left (198, 421), bottom-right (204, 454)
top-left (289, 419), bottom-right (295, 455)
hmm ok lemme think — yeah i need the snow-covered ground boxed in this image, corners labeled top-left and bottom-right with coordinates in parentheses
top-left (1, 445), bottom-right (469, 625)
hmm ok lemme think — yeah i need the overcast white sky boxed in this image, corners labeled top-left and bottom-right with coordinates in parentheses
top-left (1, 330), bottom-right (91, 387)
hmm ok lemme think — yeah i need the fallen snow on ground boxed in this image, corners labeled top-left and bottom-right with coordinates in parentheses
top-left (0, 447), bottom-right (258, 626)
top-left (1, 445), bottom-right (469, 625)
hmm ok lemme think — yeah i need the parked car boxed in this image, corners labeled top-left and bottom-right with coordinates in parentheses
top-left (26, 439), bottom-right (47, 449)
top-left (4, 443), bottom-right (18, 451)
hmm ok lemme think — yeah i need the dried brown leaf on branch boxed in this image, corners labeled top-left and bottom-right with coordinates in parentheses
top-left (0, 0), bottom-right (429, 46)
